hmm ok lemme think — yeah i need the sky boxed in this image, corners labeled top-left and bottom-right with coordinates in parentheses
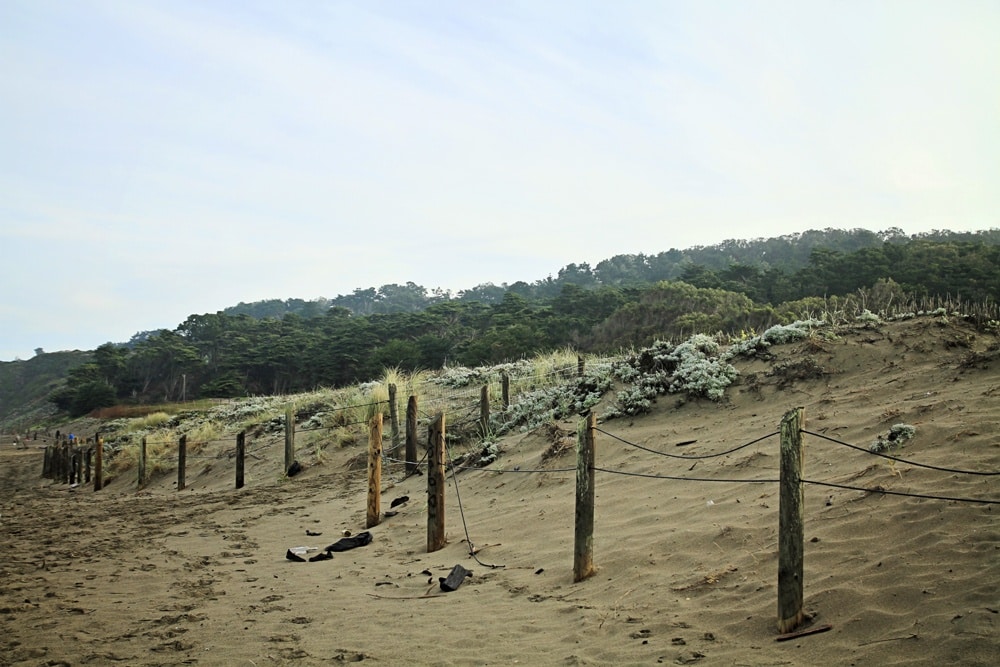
top-left (2, 1), bottom-right (998, 361)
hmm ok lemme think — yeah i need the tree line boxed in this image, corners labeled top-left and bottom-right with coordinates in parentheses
top-left (48, 230), bottom-right (1000, 416)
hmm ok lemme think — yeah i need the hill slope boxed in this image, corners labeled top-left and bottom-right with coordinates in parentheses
top-left (0, 316), bottom-right (997, 665)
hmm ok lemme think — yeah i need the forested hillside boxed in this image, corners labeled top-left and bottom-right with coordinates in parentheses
top-left (4, 227), bottom-right (998, 423)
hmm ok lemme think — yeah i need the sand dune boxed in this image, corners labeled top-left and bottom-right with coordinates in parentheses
top-left (1, 317), bottom-right (997, 666)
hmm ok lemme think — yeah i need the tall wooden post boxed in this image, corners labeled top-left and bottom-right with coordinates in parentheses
top-left (42, 446), bottom-right (52, 478)
top-left (177, 435), bottom-right (187, 491)
top-left (84, 447), bottom-right (91, 483)
top-left (94, 436), bottom-right (103, 491)
top-left (777, 407), bottom-right (805, 633)
top-left (388, 384), bottom-right (400, 454)
top-left (479, 385), bottom-right (490, 438)
top-left (427, 412), bottom-right (446, 552)
top-left (284, 407), bottom-right (295, 474)
top-left (138, 437), bottom-right (147, 489)
top-left (236, 431), bottom-right (246, 489)
top-left (501, 373), bottom-right (510, 410)
top-left (574, 412), bottom-right (597, 582)
top-left (405, 395), bottom-right (418, 473)
top-left (69, 447), bottom-right (78, 485)
top-left (366, 413), bottom-right (383, 529)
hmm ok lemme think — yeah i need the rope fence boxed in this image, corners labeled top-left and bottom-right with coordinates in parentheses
top-left (35, 371), bottom-right (998, 636)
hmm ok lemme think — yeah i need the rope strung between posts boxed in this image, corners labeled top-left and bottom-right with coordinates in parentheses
top-left (443, 438), bottom-right (504, 569)
top-left (800, 478), bottom-right (1000, 505)
top-left (802, 429), bottom-right (1000, 476)
top-left (596, 427), bottom-right (779, 460)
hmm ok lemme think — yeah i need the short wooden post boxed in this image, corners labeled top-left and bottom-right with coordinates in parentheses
top-left (42, 446), bottom-right (52, 478)
top-left (479, 385), bottom-right (490, 438)
top-left (427, 412), bottom-right (446, 552)
top-left (574, 412), bottom-right (597, 582)
top-left (388, 384), bottom-right (400, 453)
top-left (94, 436), bottom-right (103, 491)
top-left (177, 435), bottom-right (187, 491)
top-left (84, 447), bottom-right (91, 483)
top-left (138, 437), bottom-right (147, 488)
top-left (236, 431), bottom-right (246, 489)
top-left (777, 407), bottom-right (805, 633)
top-left (366, 413), bottom-right (383, 529)
top-left (577, 355), bottom-right (585, 377)
top-left (284, 407), bottom-right (295, 474)
top-left (62, 443), bottom-right (70, 483)
top-left (501, 373), bottom-right (510, 410)
top-left (405, 395), bottom-right (418, 473)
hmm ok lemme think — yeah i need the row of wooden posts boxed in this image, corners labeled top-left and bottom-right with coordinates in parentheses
top-left (571, 407), bottom-right (809, 634)
top-left (39, 373), bottom-right (807, 633)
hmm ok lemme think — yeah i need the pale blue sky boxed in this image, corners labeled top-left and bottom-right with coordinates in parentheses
top-left (2, 1), bottom-right (997, 360)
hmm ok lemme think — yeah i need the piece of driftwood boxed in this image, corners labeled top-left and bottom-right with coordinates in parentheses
top-left (439, 564), bottom-right (472, 592)
top-left (775, 623), bottom-right (832, 642)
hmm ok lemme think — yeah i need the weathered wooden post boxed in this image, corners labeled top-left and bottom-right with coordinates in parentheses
top-left (501, 373), bottom-right (510, 410)
top-left (366, 413), bottom-right (383, 529)
top-left (284, 407), bottom-right (295, 474)
top-left (94, 436), bottom-right (103, 491)
top-left (62, 443), bottom-right (70, 484)
top-left (778, 407), bottom-right (805, 633)
top-left (177, 434), bottom-right (187, 491)
top-left (574, 412), bottom-right (597, 582)
top-left (236, 431), bottom-right (246, 489)
top-left (577, 355), bottom-right (585, 377)
top-left (479, 385), bottom-right (490, 438)
top-left (388, 384), bottom-right (400, 454)
top-left (84, 447), bottom-right (91, 483)
top-left (43, 446), bottom-right (52, 478)
top-left (405, 395), bottom-right (418, 474)
top-left (138, 437), bottom-right (147, 488)
top-left (427, 412), bottom-right (446, 552)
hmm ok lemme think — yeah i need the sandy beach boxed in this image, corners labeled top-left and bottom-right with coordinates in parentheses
top-left (1, 317), bottom-right (997, 666)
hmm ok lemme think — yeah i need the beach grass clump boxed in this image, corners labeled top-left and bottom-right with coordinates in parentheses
top-left (870, 423), bottom-right (916, 453)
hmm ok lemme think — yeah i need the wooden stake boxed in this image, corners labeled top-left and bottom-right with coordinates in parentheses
top-left (427, 412), bottom-right (446, 552)
top-left (177, 434), bottom-right (187, 491)
top-left (138, 437), bottom-right (147, 489)
top-left (777, 407), bottom-right (805, 633)
top-left (236, 431), bottom-right (245, 489)
top-left (367, 413), bottom-right (383, 528)
top-left (574, 412), bottom-right (597, 582)
top-left (501, 373), bottom-right (510, 410)
top-left (388, 383), bottom-right (400, 453)
top-left (405, 395), bottom-right (418, 474)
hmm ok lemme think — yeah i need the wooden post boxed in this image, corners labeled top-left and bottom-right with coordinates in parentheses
top-left (236, 431), bottom-right (246, 489)
top-left (42, 446), bottom-right (52, 478)
top-left (177, 435), bottom-right (187, 491)
top-left (778, 407), bottom-right (805, 634)
top-left (62, 443), bottom-right (70, 483)
top-left (577, 355), bottom-right (585, 377)
top-left (138, 437), bottom-right (147, 488)
top-left (284, 407), bottom-right (295, 474)
top-left (574, 412), bottom-right (597, 582)
top-left (501, 373), bottom-right (510, 410)
top-left (405, 395), bottom-right (418, 474)
top-left (84, 447), bottom-right (91, 483)
top-left (366, 413), bottom-right (383, 529)
top-left (94, 436), bottom-right (103, 491)
top-left (388, 383), bottom-right (400, 454)
top-left (427, 412), bottom-right (446, 552)
top-left (479, 385), bottom-right (490, 438)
